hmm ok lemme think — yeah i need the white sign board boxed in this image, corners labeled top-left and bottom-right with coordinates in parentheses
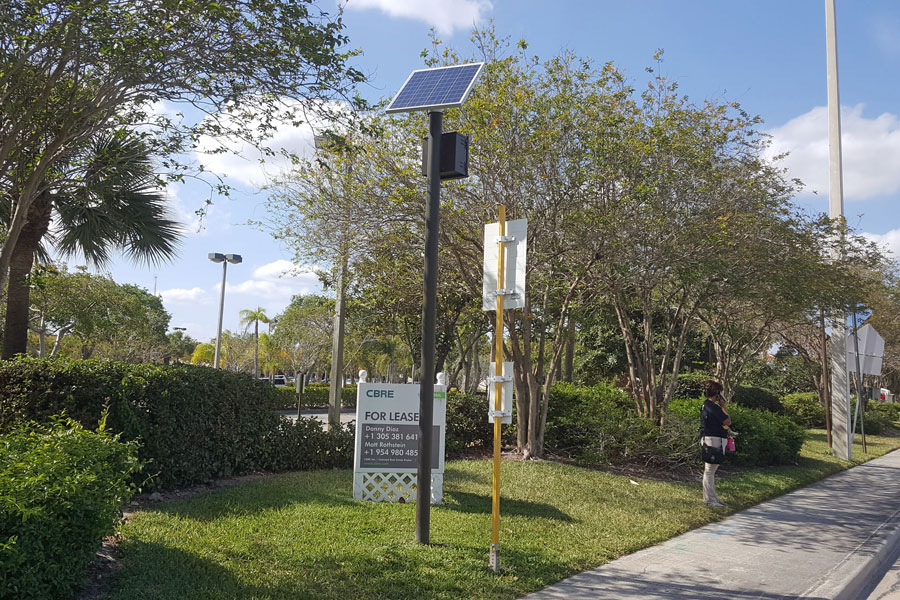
top-left (354, 384), bottom-right (446, 474)
top-left (483, 219), bottom-right (527, 311)
top-left (847, 324), bottom-right (885, 376)
top-left (488, 361), bottom-right (513, 424)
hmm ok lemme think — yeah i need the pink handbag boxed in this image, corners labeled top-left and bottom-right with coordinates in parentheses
top-left (726, 437), bottom-right (736, 453)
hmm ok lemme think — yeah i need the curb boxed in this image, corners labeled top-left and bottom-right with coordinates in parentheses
top-left (802, 504), bottom-right (900, 599)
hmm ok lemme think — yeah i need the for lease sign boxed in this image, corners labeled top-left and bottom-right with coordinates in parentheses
top-left (354, 383), bottom-right (446, 473)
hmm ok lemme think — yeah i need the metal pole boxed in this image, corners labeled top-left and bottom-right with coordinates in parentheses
top-left (826, 0), bottom-right (851, 461)
top-left (416, 110), bottom-right (442, 545)
top-left (328, 251), bottom-right (347, 431)
top-left (851, 310), bottom-right (863, 438)
top-left (213, 260), bottom-right (228, 369)
top-left (296, 372), bottom-right (306, 419)
top-left (491, 205), bottom-right (506, 572)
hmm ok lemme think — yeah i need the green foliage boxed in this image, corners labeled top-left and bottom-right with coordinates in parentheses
top-left (254, 419), bottom-right (354, 472)
top-left (0, 417), bottom-right (140, 600)
top-left (445, 391), bottom-right (496, 454)
top-left (782, 392), bottom-right (826, 428)
top-left (859, 401), bottom-right (897, 435)
top-left (0, 358), bottom-right (348, 489)
top-left (731, 385), bottom-right (783, 413)
top-left (544, 383), bottom-right (698, 470)
top-left (739, 355), bottom-right (816, 397)
top-left (673, 371), bottom-right (712, 400)
top-left (301, 382), bottom-right (357, 408)
top-left (669, 399), bottom-right (805, 466)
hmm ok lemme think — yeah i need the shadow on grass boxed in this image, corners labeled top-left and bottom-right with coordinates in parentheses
top-left (151, 473), bottom-right (357, 522)
top-left (442, 490), bottom-right (575, 522)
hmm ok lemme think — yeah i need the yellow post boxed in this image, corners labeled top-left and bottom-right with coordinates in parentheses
top-left (491, 204), bottom-right (506, 572)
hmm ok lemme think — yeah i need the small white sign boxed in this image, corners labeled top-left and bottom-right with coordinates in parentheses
top-left (487, 361), bottom-right (513, 424)
top-left (483, 219), bottom-right (527, 311)
top-left (354, 384), bottom-right (446, 474)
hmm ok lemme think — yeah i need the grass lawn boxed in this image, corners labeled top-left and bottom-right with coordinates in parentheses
top-left (105, 430), bottom-right (900, 600)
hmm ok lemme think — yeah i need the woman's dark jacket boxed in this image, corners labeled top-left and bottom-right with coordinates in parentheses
top-left (700, 399), bottom-right (728, 438)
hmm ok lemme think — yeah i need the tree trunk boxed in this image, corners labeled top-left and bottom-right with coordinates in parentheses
top-left (2, 194), bottom-right (52, 359)
top-left (564, 316), bottom-right (575, 382)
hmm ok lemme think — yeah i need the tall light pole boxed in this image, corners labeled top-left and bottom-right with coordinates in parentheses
top-left (825, 0), bottom-right (852, 461)
top-left (315, 134), bottom-right (351, 432)
top-left (209, 252), bottom-right (242, 369)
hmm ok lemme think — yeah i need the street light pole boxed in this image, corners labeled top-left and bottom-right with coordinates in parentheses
top-left (209, 253), bottom-right (242, 369)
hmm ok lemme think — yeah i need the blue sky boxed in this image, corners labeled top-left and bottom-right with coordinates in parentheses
top-left (98, 0), bottom-right (900, 342)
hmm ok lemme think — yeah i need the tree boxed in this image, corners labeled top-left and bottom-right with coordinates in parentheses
top-left (239, 307), bottom-right (269, 378)
top-left (1, 0), bottom-right (365, 294)
top-left (272, 294), bottom-right (333, 377)
top-left (166, 330), bottom-right (198, 364)
top-left (27, 265), bottom-right (171, 359)
top-left (191, 342), bottom-right (216, 366)
top-left (2, 132), bottom-right (181, 358)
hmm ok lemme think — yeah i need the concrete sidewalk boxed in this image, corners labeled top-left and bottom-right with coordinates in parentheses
top-left (524, 449), bottom-right (900, 600)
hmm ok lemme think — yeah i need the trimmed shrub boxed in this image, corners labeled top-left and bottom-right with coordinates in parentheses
top-left (673, 371), bottom-right (712, 400)
top-left (669, 398), bottom-right (805, 466)
top-left (0, 417), bottom-right (140, 600)
top-left (301, 382), bottom-right (357, 408)
top-left (544, 383), bottom-right (698, 470)
top-left (0, 358), bottom-right (348, 489)
top-left (254, 418), bottom-right (354, 471)
top-left (732, 385), bottom-right (783, 414)
top-left (445, 391), bottom-right (495, 454)
top-left (781, 392), bottom-right (826, 428)
top-left (858, 401), bottom-right (896, 435)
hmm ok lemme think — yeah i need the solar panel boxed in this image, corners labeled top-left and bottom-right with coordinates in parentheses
top-left (386, 63), bottom-right (485, 114)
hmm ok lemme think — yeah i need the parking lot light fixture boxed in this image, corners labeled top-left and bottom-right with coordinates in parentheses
top-left (209, 252), bottom-right (242, 369)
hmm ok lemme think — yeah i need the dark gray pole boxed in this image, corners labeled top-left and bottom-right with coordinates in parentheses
top-left (416, 110), bottom-right (442, 545)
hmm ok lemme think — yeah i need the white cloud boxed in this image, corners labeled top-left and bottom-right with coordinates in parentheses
top-left (764, 104), bottom-right (900, 200)
top-left (166, 184), bottom-right (233, 237)
top-left (194, 100), bottom-right (350, 188)
top-left (864, 229), bottom-right (900, 259)
top-left (160, 287), bottom-right (210, 304)
top-left (346, 0), bottom-right (491, 35)
top-left (213, 259), bottom-right (323, 309)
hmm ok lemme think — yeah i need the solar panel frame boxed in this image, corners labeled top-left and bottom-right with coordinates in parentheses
top-left (385, 62), bottom-right (485, 114)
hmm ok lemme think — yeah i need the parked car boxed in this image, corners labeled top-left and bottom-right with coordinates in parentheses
top-left (880, 388), bottom-right (894, 403)
top-left (259, 375), bottom-right (287, 387)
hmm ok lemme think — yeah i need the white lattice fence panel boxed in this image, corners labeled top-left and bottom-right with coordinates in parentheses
top-left (354, 472), bottom-right (443, 504)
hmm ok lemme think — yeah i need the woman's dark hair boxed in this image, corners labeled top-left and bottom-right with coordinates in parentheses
top-left (704, 380), bottom-right (723, 398)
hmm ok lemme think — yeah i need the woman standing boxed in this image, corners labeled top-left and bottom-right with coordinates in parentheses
top-left (701, 380), bottom-right (731, 507)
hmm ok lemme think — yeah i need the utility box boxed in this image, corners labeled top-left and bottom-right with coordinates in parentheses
top-left (421, 132), bottom-right (469, 180)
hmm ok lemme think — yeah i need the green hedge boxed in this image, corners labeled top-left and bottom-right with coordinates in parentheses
top-left (673, 371), bottom-right (712, 400)
top-left (299, 382), bottom-right (358, 408)
top-left (669, 398), bottom-right (805, 466)
top-left (782, 392), bottom-right (826, 428)
top-left (732, 385), bottom-right (783, 413)
top-left (544, 383), bottom-right (698, 470)
top-left (0, 417), bottom-right (140, 600)
top-left (0, 358), bottom-right (351, 489)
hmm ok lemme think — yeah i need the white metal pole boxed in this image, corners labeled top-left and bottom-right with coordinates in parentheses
top-left (826, 0), bottom-right (852, 461)
top-left (214, 260), bottom-right (227, 369)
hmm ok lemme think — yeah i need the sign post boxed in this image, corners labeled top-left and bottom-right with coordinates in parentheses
top-left (482, 207), bottom-right (526, 572)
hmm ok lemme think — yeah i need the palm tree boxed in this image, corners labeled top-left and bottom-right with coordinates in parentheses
top-left (239, 306), bottom-right (270, 378)
top-left (2, 133), bottom-right (181, 359)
